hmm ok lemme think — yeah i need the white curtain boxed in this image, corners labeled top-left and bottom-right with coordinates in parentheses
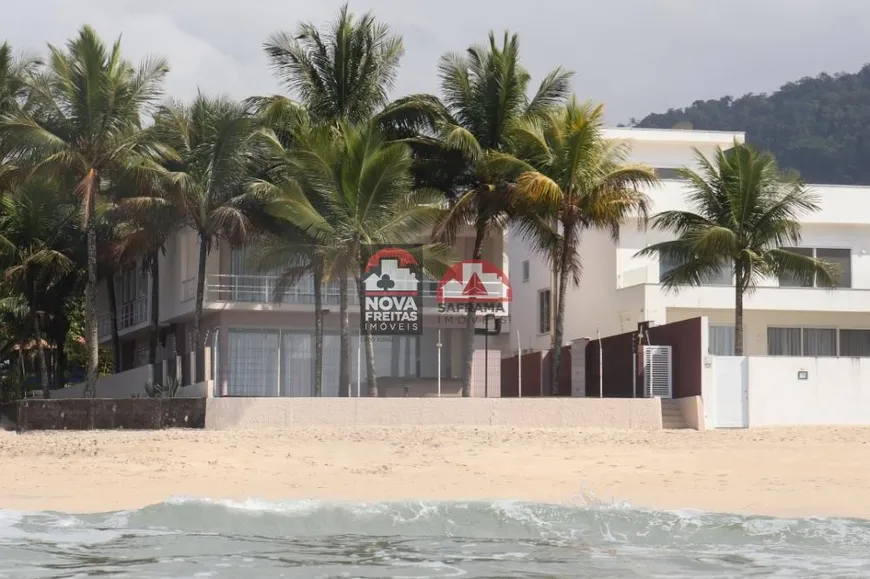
top-left (320, 334), bottom-right (361, 396)
top-left (281, 333), bottom-right (313, 396)
top-left (803, 328), bottom-right (837, 357)
top-left (227, 330), bottom-right (280, 396)
top-left (767, 327), bottom-right (802, 356)
top-left (708, 326), bottom-right (735, 356)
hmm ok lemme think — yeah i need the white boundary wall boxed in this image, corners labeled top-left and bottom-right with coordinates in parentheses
top-left (748, 357), bottom-right (870, 426)
top-left (705, 355), bottom-right (870, 427)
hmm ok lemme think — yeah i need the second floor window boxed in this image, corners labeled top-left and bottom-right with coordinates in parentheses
top-left (778, 247), bottom-right (851, 288)
top-left (522, 260), bottom-right (530, 282)
top-left (659, 255), bottom-right (732, 286)
top-left (538, 289), bottom-right (551, 334)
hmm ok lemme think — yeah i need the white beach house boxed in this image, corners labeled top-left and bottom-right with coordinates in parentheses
top-left (509, 127), bottom-right (870, 359)
top-left (95, 226), bottom-right (510, 397)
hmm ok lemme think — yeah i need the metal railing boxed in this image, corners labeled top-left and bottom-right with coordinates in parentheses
top-left (97, 297), bottom-right (149, 338)
top-left (195, 274), bottom-right (446, 305)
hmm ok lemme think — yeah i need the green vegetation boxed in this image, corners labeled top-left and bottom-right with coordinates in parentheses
top-left (635, 65), bottom-right (870, 185)
top-left (0, 4), bottom-right (818, 399)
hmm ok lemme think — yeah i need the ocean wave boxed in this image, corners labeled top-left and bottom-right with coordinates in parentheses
top-left (1, 499), bottom-right (870, 578)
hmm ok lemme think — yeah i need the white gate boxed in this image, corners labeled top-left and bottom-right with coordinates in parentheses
top-left (712, 356), bottom-right (749, 428)
top-left (642, 345), bottom-right (672, 398)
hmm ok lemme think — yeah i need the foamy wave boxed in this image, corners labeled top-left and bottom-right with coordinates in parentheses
top-left (2, 500), bottom-right (870, 578)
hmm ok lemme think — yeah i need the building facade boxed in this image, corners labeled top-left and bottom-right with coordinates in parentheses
top-left (510, 127), bottom-right (870, 359)
top-left (97, 226), bottom-right (510, 397)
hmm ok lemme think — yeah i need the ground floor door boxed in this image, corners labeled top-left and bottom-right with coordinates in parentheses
top-left (712, 356), bottom-right (749, 428)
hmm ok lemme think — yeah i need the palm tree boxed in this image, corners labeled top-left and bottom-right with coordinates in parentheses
top-left (636, 142), bottom-right (836, 355)
top-left (152, 94), bottom-right (262, 380)
top-left (246, 97), bottom-right (331, 397)
top-left (406, 31), bottom-right (572, 396)
top-left (263, 3), bottom-right (403, 127)
top-left (265, 122), bottom-right (451, 396)
top-left (262, 4), bottom-right (406, 397)
top-left (0, 26), bottom-right (169, 397)
top-left (0, 177), bottom-right (81, 398)
top-left (0, 42), bottom-right (39, 118)
top-left (499, 99), bottom-right (658, 394)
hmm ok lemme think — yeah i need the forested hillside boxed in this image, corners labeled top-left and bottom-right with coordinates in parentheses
top-left (636, 65), bottom-right (870, 185)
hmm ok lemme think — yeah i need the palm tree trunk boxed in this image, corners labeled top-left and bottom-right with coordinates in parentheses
top-left (355, 275), bottom-right (377, 397)
top-left (148, 252), bottom-right (160, 369)
top-left (734, 263), bottom-right (744, 356)
top-left (33, 314), bottom-right (49, 399)
top-left (106, 275), bottom-right (121, 374)
top-left (193, 233), bottom-right (209, 382)
top-left (313, 262), bottom-right (323, 397)
top-left (338, 277), bottom-right (350, 397)
top-left (549, 229), bottom-right (572, 396)
top-left (84, 185), bottom-right (100, 398)
top-left (461, 226), bottom-right (487, 397)
top-left (56, 339), bottom-right (67, 392)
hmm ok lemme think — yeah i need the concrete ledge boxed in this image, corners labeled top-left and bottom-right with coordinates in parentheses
top-left (676, 395), bottom-right (705, 431)
top-left (12, 398), bottom-right (206, 432)
top-left (205, 397), bottom-right (663, 430)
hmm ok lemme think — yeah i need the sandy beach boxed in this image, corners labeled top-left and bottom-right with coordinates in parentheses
top-left (2, 426), bottom-right (870, 518)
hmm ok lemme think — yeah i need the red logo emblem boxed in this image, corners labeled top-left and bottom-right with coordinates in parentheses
top-left (437, 260), bottom-right (512, 303)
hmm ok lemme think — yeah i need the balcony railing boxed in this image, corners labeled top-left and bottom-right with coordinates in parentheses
top-left (97, 297), bottom-right (149, 339)
top-left (191, 274), bottom-right (447, 306)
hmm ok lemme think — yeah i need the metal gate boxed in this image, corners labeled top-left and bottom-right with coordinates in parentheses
top-left (642, 345), bottom-right (673, 398)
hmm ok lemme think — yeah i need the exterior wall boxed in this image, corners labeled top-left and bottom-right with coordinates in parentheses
top-left (205, 397), bottom-right (664, 430)
top-left (585, 317), bottom-right (704, 398)
top-left (708, 355), bottom-right (870, 428)
top-left (500, 351), bottom-right (545, 397)
top-left (747, 357), bottom-right (870, 426)
top-left (676, 396), bottom-right (705, 431)
top-left (668, 309), bottom-right (870, 356)
top-left (508, 129), bottom-right (744, 354)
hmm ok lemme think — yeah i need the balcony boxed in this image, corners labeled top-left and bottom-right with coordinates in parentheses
top-left (617, 266), bottom-right (870, 314)
top-left (181, 274), bottom-right (509, 314)
top-left (183, 274), bottom-right (442, 305)
top-left (97, 297), bottom-right (149, 339)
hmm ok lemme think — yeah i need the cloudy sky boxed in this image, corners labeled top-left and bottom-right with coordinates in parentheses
top-left (4, 0), bottom-right (868, 123)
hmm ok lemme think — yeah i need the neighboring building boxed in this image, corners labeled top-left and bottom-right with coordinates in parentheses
top-left (510, 127), bottom-right (870, 359)
top-left (96, 226), bottom-right (510, 397)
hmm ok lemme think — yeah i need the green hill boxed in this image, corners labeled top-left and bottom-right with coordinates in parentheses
top-left (635, 65), bottom-right (870, 185)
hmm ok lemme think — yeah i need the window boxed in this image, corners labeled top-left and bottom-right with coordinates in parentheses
top-left (839, 329), bottom-right (870, 357)
top-left (709, 325), bottom-right (735, 355)
top-left (818, 248), bottom-right (851, 288)
top-left (538, 289), bottom-right (551, 334)
top-left (522, 260), bottom-right (530, 282)
top-left (769, 326), bottom-right (870, 357)
top-left (778, 247), bottom-right (851, 288)
top-left (659, 255), bottom-right (732, 286)
top-left (653, 167), bottom-right (683, 180)
top-left (768, 327), bottom-right (836, 357)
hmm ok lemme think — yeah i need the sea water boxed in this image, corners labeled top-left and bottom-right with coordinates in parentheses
top-left (1, 498), bottom-right (869, 578)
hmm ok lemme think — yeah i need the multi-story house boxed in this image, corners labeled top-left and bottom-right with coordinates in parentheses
top-left (96, 226), bottom-right (510, 397)
top-left (510, 127), bottom-right (870, 360)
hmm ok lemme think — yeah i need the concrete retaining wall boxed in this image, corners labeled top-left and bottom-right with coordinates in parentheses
top-left (12, 398), bottom-right (206, 431)
top-left (676, 395), bottom-right (705, 431)
top-left (205, 397), bottom-right (663, 430)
